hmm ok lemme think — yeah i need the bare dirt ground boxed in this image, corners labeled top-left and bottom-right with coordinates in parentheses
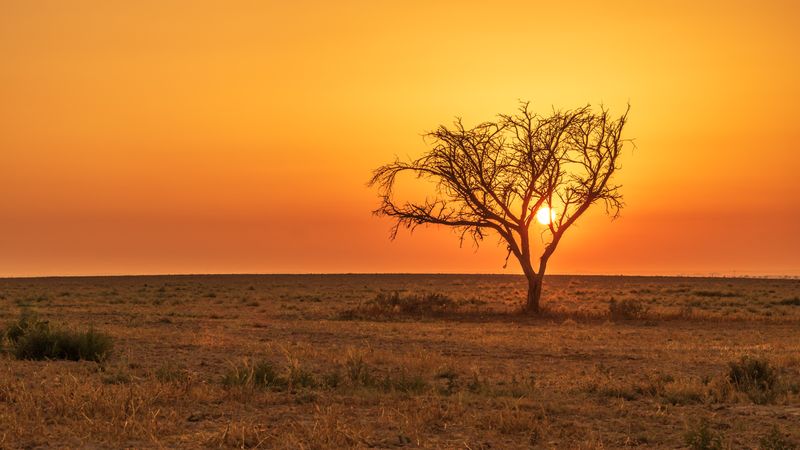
top-left (0, 274), bottom-right (798, 449)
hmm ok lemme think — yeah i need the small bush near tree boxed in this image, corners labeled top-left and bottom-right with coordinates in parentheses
top-left (609, 299), bottom-right (648, 320)
top-left (340, 291), bottom-right (485, 319)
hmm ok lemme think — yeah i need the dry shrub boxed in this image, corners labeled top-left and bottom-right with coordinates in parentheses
top-left (154, 362), bottom-right (191, 384)
top-left (341, 350), bottom-right (429, 394)
top-left (684, 418), bottom-right (723, 450)
top-left (539, 305), bottom-right (607, 322)
top-left (222, 359), bottom-right (289, 390)
top-left (660, 377), bottom-right (705, 405)
top-left (585, 371), bottom-right (734, 405)
top-left (760, 426), bottom-right (798, 450)
top-left (339, 291), bottom-right (485, 319)
top-left (221, 350), bottom-right (430, 396)
top-left (585, 378), bottom-right (639, 401)
top-left (777, 297), bottom-right (800, 306)
top-left (693, 290), bottom-right (741, 298)
top-left (728, 356), bottom-right (781, 404)
top-left (344, 350), bottom-right (373, 386)
top-left (608, 299), bottom-right (648, 320)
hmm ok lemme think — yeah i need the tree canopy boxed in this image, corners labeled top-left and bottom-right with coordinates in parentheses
top-left (370, 102), bottom-right (631, 312)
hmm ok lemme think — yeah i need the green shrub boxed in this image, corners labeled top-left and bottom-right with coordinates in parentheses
top-left (6, 312), bottom-right (112, 362)
top-left (13, 327), bottom-right (113, 362)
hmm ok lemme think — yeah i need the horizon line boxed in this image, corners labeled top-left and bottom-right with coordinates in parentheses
top-left (1, 272), bottom-right (798, 281)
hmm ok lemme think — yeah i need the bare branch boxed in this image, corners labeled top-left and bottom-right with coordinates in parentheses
top-left (370, 101), bottom-right (632, 312)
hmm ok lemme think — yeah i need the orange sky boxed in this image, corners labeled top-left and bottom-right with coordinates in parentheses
top-left (2, 0), bottom-right (799, 277)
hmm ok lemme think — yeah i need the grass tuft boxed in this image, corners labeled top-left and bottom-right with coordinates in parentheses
top-left (776, 297), bottom-right (800, 306)
top-left (609, 298), bottom-right (648, 320)
top-left (223, 359), bottom-right (290, 390)
top-left (155, 362), bottom-right (190, 383)
top-left (728, 356), bottom-right (780, 404)
top-left (5, 312), bottom-right (112, 362)
top-left (760, 426), bottom-right (798, 450)
top-left (684, 418), bottom-right (723, 450)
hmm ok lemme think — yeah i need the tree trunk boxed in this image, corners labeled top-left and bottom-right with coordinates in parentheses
top-left (525, 272), bottom-right (544, 314)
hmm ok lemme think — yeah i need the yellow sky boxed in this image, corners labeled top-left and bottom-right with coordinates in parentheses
top-left (1, 0), bottom-right (799, 277)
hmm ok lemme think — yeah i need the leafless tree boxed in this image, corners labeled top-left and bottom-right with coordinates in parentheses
top-left (369, 102), bottom-right (631, 313)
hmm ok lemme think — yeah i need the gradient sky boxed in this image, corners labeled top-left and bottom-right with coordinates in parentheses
top-left (2, 0), bottom-right (799, 277)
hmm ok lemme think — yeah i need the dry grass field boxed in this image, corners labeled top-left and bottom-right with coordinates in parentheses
top-left (0, 274), bottom-right (798, 449)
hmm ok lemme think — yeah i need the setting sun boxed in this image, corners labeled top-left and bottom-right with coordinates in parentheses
top-left (2, 2), bottom-right (799, 448)
top-left (536, 207), bottom-right (556, 225)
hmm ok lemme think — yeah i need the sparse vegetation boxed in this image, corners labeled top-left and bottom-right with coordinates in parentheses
top-left (760, 426), bottom-right (797, 450)
top-left (223, 359), bottom-right (288, 389)
top-left (728, 356), bottom-right (781, 404)
top-left (5, 309), bottom-right (45, 343)
top-left (694, 290), bottom-right (741, 297)
top-left (155, 362), bottom-right (190, 383)
top-left (339, 291), bottom-right (486, 319)
top-left (684, 419), bottom-right (723, 450)
top-left (0, 275), bottom-right (798, 448)
top-left (608, 298), bottom-right (648, 320)
top-left (102, 369), bottom-right (133, 385)
top-left (777, 297), bottom-right (800, 306)
top-left (5, 311), bottom-right (113, 362)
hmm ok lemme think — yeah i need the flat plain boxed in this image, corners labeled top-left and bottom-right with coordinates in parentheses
top-left (0, 274), bottom-right (798, 449)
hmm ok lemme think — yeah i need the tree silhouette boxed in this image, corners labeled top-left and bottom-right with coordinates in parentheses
top-left (370, 102), bottom-right (631, 313)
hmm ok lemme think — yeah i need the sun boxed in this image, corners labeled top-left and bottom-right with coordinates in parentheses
top-left (536, 207), bottom-right (556, 225)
